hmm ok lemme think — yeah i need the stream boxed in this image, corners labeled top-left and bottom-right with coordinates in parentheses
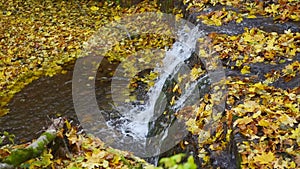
top-left (70, 15), bottom-right (218, 163)
top-left (0, 3), bottom-right (299, 168)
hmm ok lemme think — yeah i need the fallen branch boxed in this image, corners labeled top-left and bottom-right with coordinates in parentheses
top-left (0, 118), bottom-right (64, 168)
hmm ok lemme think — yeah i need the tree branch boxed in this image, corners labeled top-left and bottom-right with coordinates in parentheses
top-left (0, 118), bottom-right (64, 168)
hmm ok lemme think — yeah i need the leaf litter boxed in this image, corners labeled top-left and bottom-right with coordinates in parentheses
top-left (0, 0), bottom-right (299, 168)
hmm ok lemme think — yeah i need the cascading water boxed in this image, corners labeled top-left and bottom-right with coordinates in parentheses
top-left (108, 24), bottom-right (207, 158)
top-left (72, 12), bottom-right (226, 165)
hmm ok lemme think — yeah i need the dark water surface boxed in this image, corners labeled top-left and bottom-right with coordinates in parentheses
top-left (0, 59), bottom-right (117, 144)
top-left (0, 70), bottom-right (75, 144)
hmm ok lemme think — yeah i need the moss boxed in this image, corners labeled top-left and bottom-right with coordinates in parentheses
top-left (2, 148), bottom-right (34, 166)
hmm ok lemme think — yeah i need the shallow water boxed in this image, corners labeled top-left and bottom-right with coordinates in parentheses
top-left (0, 59), bottom-right (117, 144)
top-left (0, 70), bottom-right (75, 144)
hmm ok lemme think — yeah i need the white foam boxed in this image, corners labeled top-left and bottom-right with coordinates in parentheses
top-left (109, 24), bottom-right (203, 143)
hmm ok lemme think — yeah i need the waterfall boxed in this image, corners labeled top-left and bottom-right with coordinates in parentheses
top-left (107, 24), bottom-right (206, 158)
top-left (72, 12), bottom-right (226, 163)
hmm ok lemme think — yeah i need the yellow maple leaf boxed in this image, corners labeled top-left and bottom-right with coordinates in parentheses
top-left (90, 6), bottom-right (99, 11)
top-left (170, 96), bottom-right (176, 106)
top-left (254, 152), bottom-right (275, 164)
top-left (185, 119), bottom-right (201, 135)
top-left (114, 15), bottom-right (121, 22)
top-left (291, 125), bottom-right (300, 144)
top-left (265, 4), bottom-right (280, 16)
top-left (236, 17), bottom-right (243, 23)
top-left (172, 84), bottom-right (179, 93)
top-left (233, 116), bottom-right (253, 127)
top-left (241, 65), bottom-right (251, 74)
top-left (258, 119), bottom-right (269, 127)
top-left (191, 67), bottom-right (203, 80)
top-left (247, 14), bottom-right (257, 19)
top-left (278, 114), bottom-right (296, 127)
top-left (6, 11), bottom-right (12, 16)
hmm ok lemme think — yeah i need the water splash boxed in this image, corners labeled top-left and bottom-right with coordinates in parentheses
top-left (73, 12), bottom-right (226, 160)
top-left (109, 24), bottom-right (204, 149)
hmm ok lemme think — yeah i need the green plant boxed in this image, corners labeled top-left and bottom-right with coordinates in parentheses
top-left (158, 154), bottom-right (197, 169)
top-left (0, 131), bottom-right (15, 145)
top-left (0, 135), bottom-right (3, 145)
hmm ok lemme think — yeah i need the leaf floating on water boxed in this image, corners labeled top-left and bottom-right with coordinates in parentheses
top-left (241, 65), bottom-right (251, 74)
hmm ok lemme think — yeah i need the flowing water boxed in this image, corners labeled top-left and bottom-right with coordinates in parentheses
top-left (103, 24), bottom-right (209, 159)
top-left (112, 36), bottom-right (198, 137)
top-left (0, 23), bottom-right (210, 162)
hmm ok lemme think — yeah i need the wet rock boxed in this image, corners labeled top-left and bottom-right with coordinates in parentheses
top-left (185, 5), bottom-right (300, 35)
